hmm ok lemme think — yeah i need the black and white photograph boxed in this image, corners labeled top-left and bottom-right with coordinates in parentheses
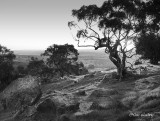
top-left (0, 0), bottom-right (160, 121)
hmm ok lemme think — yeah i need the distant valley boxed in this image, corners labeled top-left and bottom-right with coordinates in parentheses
top-left (13, 49), bottom-right (115, 71)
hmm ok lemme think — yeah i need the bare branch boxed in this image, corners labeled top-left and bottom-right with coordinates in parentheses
top-left (120, 29), bottom-right (130, 41)
top-left (126, 60), bottom-right (134, 69)
top-left (78, 29), bottom-right (99, 41)
top-left (118, 41), bottom-right (123, 52)
top-left (68, 21), bottom-right (82, 30)
top-left (112, 31), bottom-right (119, 40)
top-left (75, 39), bottom-right (96, 48)
top-left (88, 27), bottom-right (100, 38)
top-left (90, 21), bottom-right (99, 27)
top-left (118, 29), bottom-right (122, 40)
top-left (83, 36), bottom-right (97, 42)
top-left (126, 53), bottom-right (137, 58)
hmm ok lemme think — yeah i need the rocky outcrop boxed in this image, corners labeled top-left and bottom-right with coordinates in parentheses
top-left (0, 83), bottom-right (80, 121)
top-left (33, 92), bottom-right (80, 121)
top-left (0, 76), bottom-right (41, 111)
top-left (1, 68), bottom-right (160, 121)
top-left (0, 76), bottom-right (42, 121)
top-left (36, 98), bottom-right (56, 113)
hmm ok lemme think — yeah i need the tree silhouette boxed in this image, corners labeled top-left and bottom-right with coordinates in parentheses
top-left (144, 0), bottom-right (160, 32)
top-left (27, 57), bottom-right (46, 76)
top-left (42, 44), bottom-right (79, 77)
top-left (0, 45), bottom-right (16, 85)
top-left (134, 0), bottom-right (160, 65)
top-left (136, 33), bottom-right (160, 65)
top-left (68, 0), bottom-right (144, 80)
top-left (17, 65), bottom-right (27, 75)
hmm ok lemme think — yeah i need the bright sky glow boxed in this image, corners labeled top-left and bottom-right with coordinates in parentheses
top-left (0, 0), bottom-right (104, 50)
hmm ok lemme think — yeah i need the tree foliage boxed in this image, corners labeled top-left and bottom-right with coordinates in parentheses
top-left (0, 45), bottom-right (16, 85)
top-left (16, 65), bottom-right (27, 75)
top-left (136, 33), bottom-right (160, 65)
top-left (27, 57), bottom-right (46, 76)
top-left (42, 44), bottom-right (79, 77)
top-left (144, 0), bottom-right (160, 32)
top-left (135, 0), bottom-right (160, 64)
top-left (27, 57), bottom-right (54, 82)
top-left (68, 0), bottom-right (144, 80)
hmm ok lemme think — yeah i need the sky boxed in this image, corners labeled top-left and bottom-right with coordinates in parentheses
top-left (0, 0), bottom-right (105, 50)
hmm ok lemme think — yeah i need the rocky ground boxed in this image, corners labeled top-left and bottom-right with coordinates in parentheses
top-left (0, 63), bottom-right (160, 121)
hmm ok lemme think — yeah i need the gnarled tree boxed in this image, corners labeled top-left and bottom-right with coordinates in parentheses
top-left (68, 0), bottom-right (144, 80)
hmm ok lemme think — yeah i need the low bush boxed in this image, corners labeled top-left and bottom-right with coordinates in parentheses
top-left (87, 64), bottom-right (95, 69)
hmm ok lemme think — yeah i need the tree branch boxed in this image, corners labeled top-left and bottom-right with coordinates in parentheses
top-left (75, 39), bottom-right (96, 48)
top-left (126, 53), bottom-right (137, 58)
top-left (125, 47), bottom-right (136, 53)
top-left (88, 27), bottom-right (100, 38)
top-left (126, 60), bottom-right (134, 69)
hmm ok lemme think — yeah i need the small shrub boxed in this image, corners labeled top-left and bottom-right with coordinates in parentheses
top-left (87, 64), bottom-right (95, 69)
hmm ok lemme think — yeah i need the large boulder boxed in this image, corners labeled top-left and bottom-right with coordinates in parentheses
top-left (33, 98), bottom-right (57, 121)
top-left (0, 76), bottom-right (41, 111)
top-left (0, 88), bottom-right (80, 121)
top-left (33, 92), bottom-right (80, 121)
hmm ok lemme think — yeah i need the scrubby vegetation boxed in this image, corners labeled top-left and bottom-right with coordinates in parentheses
top-left (0, 45), bottom-right (17, 91)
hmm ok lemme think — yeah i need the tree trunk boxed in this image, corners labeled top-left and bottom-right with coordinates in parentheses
top-left (121, 52), bottom-right (127, 77)
top-left (109, 55), bottom-right (124, 81)
top-left (109, 51), bottom-right (127, 81)
top-left (106, 40), bottom-right (127, 81)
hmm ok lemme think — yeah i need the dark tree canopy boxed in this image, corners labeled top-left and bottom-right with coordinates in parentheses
top-left (16, 65), bottom-right (27, 75)
top-left (134, 0), bottom-right (160, 65)
top-left (69, 0), bottom-right (145, 80)
top-left (27, 57), bottom-right (46, 76)
top-left (0, 45), bottom-right (16, 85)
top-left (144, 0), bottom-right (160, 32)
top-left (136, 33), bottom-right (160, 65)
top-left (42, 44), bottom-right (79, 77)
